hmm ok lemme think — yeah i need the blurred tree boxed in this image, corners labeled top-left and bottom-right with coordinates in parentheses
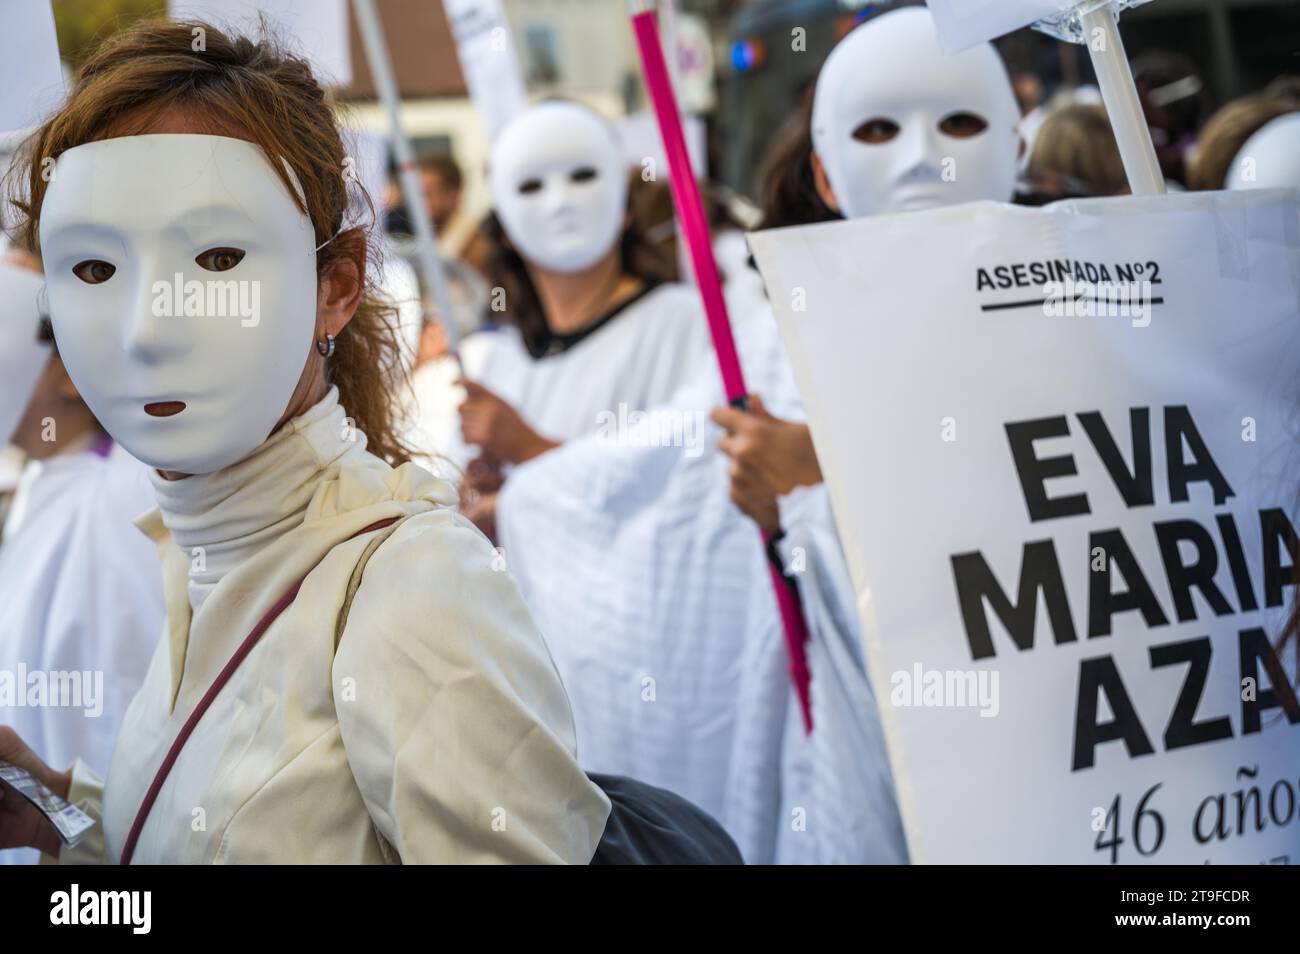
top-left (53, 0), bottom-right (166, 69)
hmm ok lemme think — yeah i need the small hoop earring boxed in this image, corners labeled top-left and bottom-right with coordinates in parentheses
top-left (316, 333), bottom-right (336, 358)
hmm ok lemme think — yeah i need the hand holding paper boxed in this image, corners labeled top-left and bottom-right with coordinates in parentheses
top-left (0, 727), bottom-right (89, 856)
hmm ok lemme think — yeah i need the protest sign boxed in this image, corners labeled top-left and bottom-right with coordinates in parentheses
top-left (443, 0), bottom-right (527, 140)
top-left (750, 190), bottom-right (1300, 863)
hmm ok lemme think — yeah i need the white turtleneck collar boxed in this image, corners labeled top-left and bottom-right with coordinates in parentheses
top-left (150, 387), bottom-right (365, 614)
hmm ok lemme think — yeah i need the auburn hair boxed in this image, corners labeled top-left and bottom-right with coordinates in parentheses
top-left (1025, 103), bottom-right (1128, 198)
top-left (7, 19), bottom-right (414, 465)
top-left (755, 90), bottom-right (841, 231)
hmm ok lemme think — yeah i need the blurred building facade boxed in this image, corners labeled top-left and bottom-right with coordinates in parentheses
top-left (48, 0), bottom-right (1298, 225)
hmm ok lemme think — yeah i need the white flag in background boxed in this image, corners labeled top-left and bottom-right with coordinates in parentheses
top-left (925, 0), bottom-right (1099, 52)
top-left (0, 0), bottom-right (64, 133)
top-left (442, 0), bottom-right (527, 140)
top-left (169, 0), bottom-right (353, 87)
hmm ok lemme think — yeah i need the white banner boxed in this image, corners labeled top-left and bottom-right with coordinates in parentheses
top-left (616, 111), bottom-right (706, 183)
top-left (169, 0), bottom-right (352, 87)
top-left (442, 0), bottom-right (527, 140)
top-left (341, 126), bottom-right (390, 227)
top-left (924, 0), bottom-right (1154, 52)
top-left (0, 0), bottom-right (64, 134)
top-left (750, 191), bottom-right (1300, 863)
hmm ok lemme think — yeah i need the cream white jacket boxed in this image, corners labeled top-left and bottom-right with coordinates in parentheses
top-left (53, 390), bottom-right (610, 864)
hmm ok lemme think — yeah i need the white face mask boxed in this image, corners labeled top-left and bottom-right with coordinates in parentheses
top-left (489, 102), bottom-right (628, 274)
top-left (811, 7), bottom-right (1020, 218)
top-left (0, 261), bottom-right (53, 444)
top-left (40, 134), bottom-right (318, 475)
top-left (1227, 112), bottom-right (1300, 191)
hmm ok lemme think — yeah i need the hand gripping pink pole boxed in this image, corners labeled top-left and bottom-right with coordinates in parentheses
top-left (628, 2), bottom-right (813, 732)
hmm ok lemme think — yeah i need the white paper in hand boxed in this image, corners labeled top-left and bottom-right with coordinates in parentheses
top-left (0, 760), bottom-right (95, 848)
top-left (0, 0), bottom-right (64, 133)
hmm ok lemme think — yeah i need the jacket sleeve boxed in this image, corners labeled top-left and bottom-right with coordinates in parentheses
top-left (332, 508), bottom-right (610, 863)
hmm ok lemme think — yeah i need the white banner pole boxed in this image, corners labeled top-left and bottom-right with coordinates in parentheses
top-left (1078, 1), bottom-right (1164, 195)
top-left (352, 0), bottom-right (462, 353)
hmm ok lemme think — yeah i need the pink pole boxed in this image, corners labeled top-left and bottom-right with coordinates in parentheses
top-left (629, 3), bottom-right (813, 733)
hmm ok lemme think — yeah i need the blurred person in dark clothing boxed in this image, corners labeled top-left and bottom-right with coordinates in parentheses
top-left (1133, 50), bottom-right (1212, 187)
top-left (384, 153), bottom-right (464, 238)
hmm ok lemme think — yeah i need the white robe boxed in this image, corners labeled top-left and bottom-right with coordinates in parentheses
top-left (48, 389), bottom-right (608, 864)
top-left (494, 285), bottom-right (907, 863)
top-left (472, 282), bottom-right (714, 446)
top-left (0, 440), bottom-right (164, 864)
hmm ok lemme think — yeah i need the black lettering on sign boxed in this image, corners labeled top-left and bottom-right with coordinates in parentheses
top-left (1148, 636), bottom-right (1233, 750)
top-left (1005, 416), bottom-right (1089, 522)
top-left (1077, 408), bottom-right (1154, 509)
top-left (1073, 655), bottom-right (1156, 771)
top-left (1260, 508), bottom-right (1298, 609)
top-left (1153, 519), bottom-right (1235, 622)
top-left (951, 540), bottom-right (1077, 660)
top-left (1164, 406), bottom-right (1234, 505)
top-left (1239, 627), bottom-right (1300, 734)
top-left (1088, 528), bottom-right (1170, 638)
top-left (1006, 406), bottom-right (1230, 521)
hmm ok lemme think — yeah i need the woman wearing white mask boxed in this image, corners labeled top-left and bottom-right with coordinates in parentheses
top-left (710, 5), bottom-right (1022, 862)
top-left (0, 21), bottom-right (611, 864)
top-left (0, 248), bottom-right (163, 865)
top-left (454, 101), bottom-right (712, 536)
top-left (715, 4), bottom-right (1022, 522)
top-left (487, 6), bottom-right (1023, 863)
top-left (716, 4), bottom-right (1022, 559)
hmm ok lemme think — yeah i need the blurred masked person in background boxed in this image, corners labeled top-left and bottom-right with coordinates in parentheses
top-left (1133, 50), bottom-right (1212, 188)
top-left (384, 154), bottom-right (464, 246)
top-left (711, 4), bottom-right (1021, 862)
top-left (492, 5), bottom-right (1022, 862)
top-left (454, 100), bottom-right (712, 536)
top-left (0, 246), bottom-right (163, 865)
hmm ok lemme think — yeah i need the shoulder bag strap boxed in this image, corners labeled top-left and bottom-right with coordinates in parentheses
top-left (119, 517), bottom-right (402, 865)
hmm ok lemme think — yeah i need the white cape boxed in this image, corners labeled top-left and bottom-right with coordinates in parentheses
top-left (0, 441), bottom-right (165, 864)
top-left (495, 288), bottom-right (907, 863)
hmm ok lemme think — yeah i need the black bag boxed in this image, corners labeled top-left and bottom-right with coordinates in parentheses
top-left (587, 773), bottom-right (744, 865)
top-left (338, 520), bottom-right (742, 865)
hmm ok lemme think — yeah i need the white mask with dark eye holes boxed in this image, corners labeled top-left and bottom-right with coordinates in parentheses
top-left (0, 261), bottom-right (53, 444)
top-left (1227, 112), bottom-right (1300, 191)
top-left (39, 134), bottom-right (318, 476)
top-left (489, 102), bottom-right (628, 274)
top-left (811, 7), bottom-right (1020, 219)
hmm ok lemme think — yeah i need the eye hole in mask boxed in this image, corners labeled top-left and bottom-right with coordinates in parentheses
top-left (72, 259), bottom-right (117, 284)
top-left (518, 177), bottom-right (544, 196)
top-left (195, 247), bottom-right (246, 272)
top-left (937, 111), bottom-right (989, 139)
top-left (570, 166), bottom-right (599, 184)
top-left (851, 118), bottom-right (901, 145)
